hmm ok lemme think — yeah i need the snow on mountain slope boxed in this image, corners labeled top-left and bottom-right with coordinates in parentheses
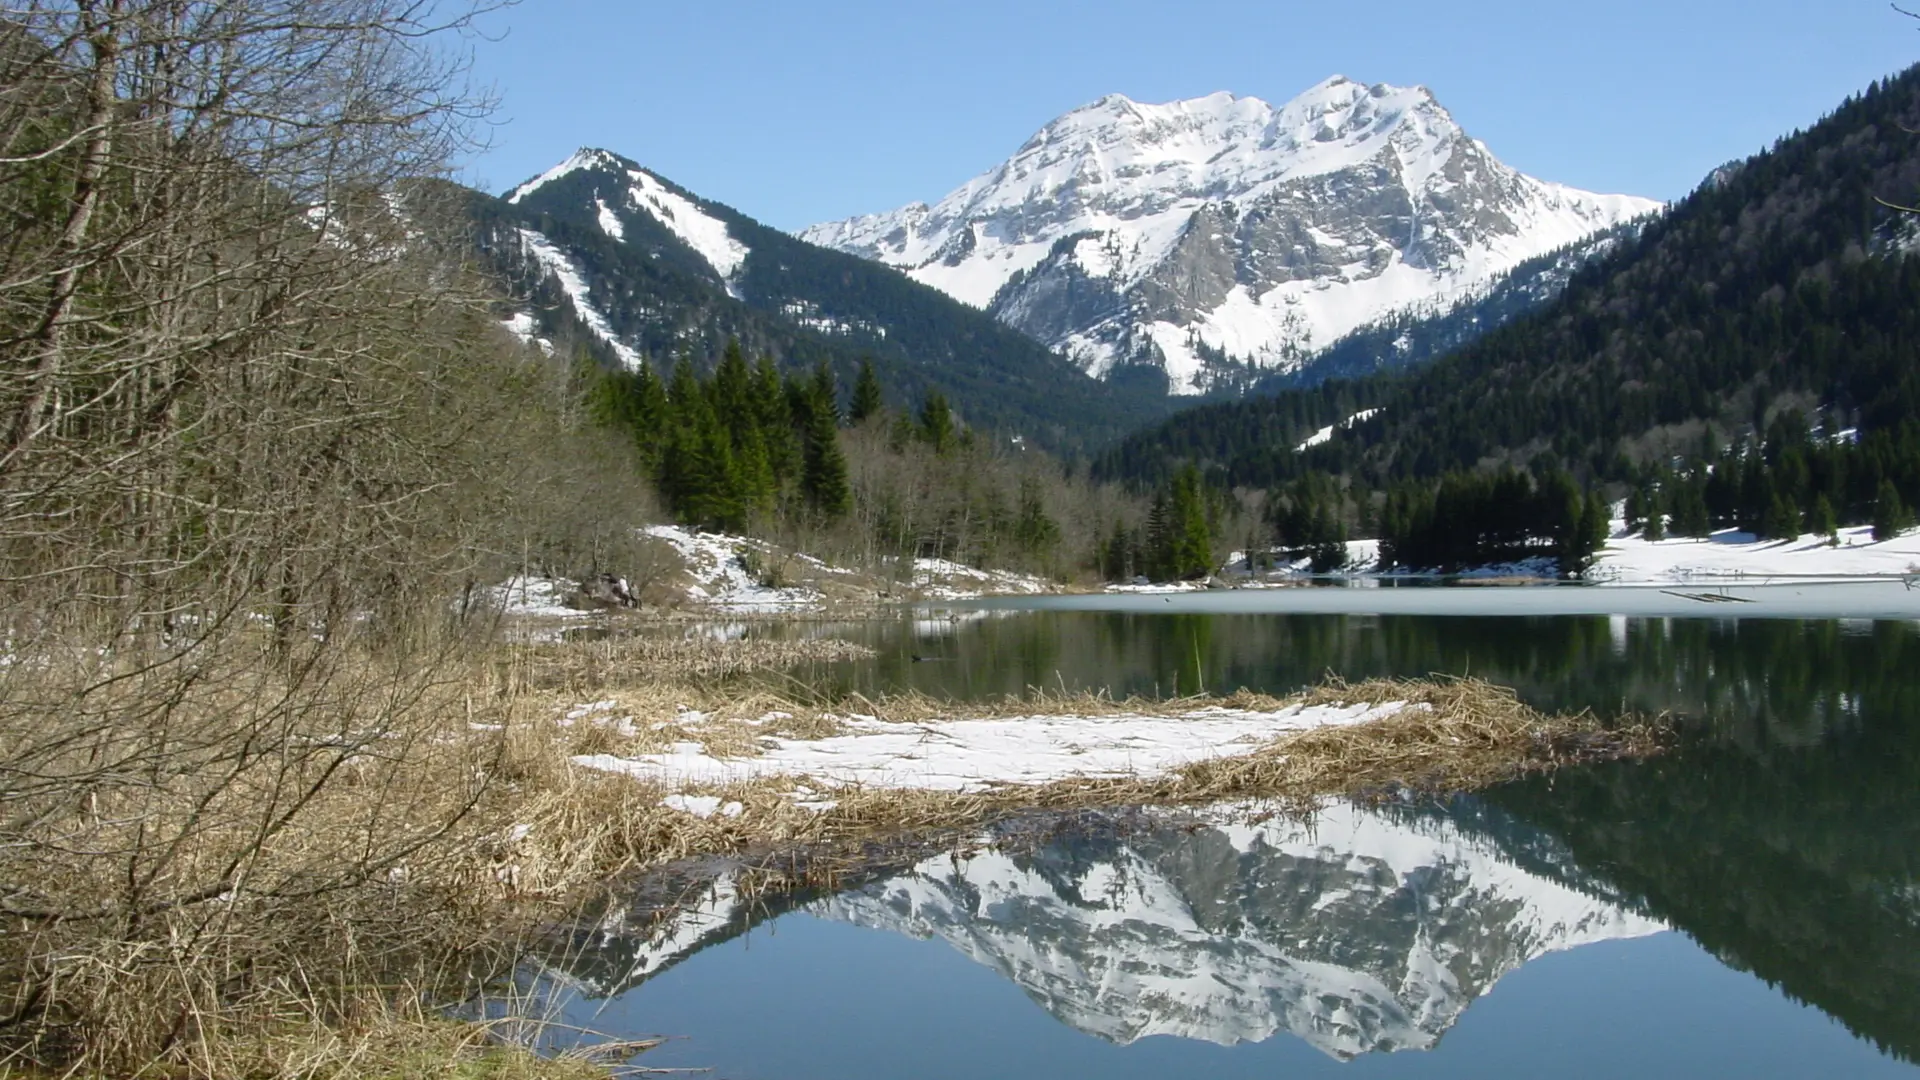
top-left (815, 802), bottom-right (1663, 1059)
top-left (515, 227), bottom-right (641, 368)
top-left (624, 167), bottom-right (750, 283)
top-left (803, 77), bottom-right (1661, 394)
top-left (510, 148), bottom-right (750, 288)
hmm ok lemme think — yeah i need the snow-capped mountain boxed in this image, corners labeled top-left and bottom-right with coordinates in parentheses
top-left (803, 77), bottom-right (1662, 394)
top-left (473, 149), bottom-right (1175, 452)
top-left (814, 803), bottom-right (1663, 1059)
top-left (510, 148), bottom-right (751, 297)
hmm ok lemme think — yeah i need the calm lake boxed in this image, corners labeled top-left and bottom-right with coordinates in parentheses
top-left (532, 597), bottom-right (1920, 1078)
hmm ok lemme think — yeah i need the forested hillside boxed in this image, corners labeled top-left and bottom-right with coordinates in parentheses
top-left (1096, 64), bottom-right (1920, 571)
top-left (469, 151), bottom-right (1175, 456)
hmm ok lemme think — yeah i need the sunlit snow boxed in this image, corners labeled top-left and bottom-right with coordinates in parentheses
top-left (515, 228), bottom-right (642, 369)
top-left (804, 76), bottom-right (1661, 394)
top-left (574, 700), bottom-right (1412, 794)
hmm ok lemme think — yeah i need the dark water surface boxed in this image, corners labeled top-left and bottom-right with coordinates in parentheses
top-left (535, 610), bottom-right (1920, 1078)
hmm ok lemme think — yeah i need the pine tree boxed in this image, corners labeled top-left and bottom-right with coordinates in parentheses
top-left (800, 370), bottom-right (851, 521)
top-left (1625, 488), bottom-right (1648, 534)
top-left (918, 391), bottom-right (955, 454)
top-left (808, 361), bottom-right (841, 425)
top-left (1643, 502), bottom-right (1666, 543)
top-left (1762, 493), bottom-right (1801, 542)
top-left (753, 355), bottom-right (800, 491)
top-left (1873, 479), bottom-right (1913, 542)
top-left (1808, 493), bottom-right (1838, 544)
top-left (849, 359), bottom-right (884, 424)
top-left (1169, 465), bottom-right (1213, 579)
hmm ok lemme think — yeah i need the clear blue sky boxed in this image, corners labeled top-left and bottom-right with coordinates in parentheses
top-left (464, 0), bottom-right (1920, 231)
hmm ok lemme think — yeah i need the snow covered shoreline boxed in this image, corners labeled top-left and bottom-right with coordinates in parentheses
top-left (480, 524), bottom-right (1063, 620)
top-left (573, 699), bottom-right (1413, 798)
top-left (1586, 525), bottom-right (1920, 585)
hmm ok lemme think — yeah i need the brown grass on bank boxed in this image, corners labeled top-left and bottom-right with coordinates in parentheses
top-left (499, 676), bottom-right (1662, 885)
top-left (0, 628), bottom-right (1664, 1078)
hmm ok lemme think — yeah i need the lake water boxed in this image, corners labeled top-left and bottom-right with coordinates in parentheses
top-left (530, 597), bottom-right (1920, 1077)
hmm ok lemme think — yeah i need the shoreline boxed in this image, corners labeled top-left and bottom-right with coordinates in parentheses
top-left (955, 577), bottom-right (1920, 619)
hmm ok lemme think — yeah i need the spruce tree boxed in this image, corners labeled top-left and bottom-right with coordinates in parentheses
top-left (659, 357), bottom-right (739, 530)
top-left (1873, 479), bottom-right (1912, 542)
top-left (919, 391), bottom-right (955, 454)
top-left (629, 360), bottom-right (669, 466)
top-left (1145, 492), bottom-right (1172, 580)
top-left (1169, 465), bottom-right (1213, 579)
top-left (753, 355), bottom-right (800, 491)
top-left (1762, 493), bottom-right (1801, 542)
top-left (1808, 494), bottom-right (1838, 544)
top-left (1643, 503), bottom-right (1666, 543)
top-left (808, 361), bottom-right (841, 425)
top-left (849, 359), bottom-right (884, 424)
top-left (1099, 521), bottom-right (1131, 581)
top-left (710, 339), bottom-right (755, 432)
top-left (1625, 488), bottom-right (1648, 534)
top-left (1013, 477), bottom-right (1060, 557)
top-left (800, 377), bottom-right (851, 522)
top-left (1672, 480), bottom-right (1712, 538)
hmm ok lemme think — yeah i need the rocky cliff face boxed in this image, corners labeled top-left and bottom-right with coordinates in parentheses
top-left (804, 77), bottom-right (1660, 394)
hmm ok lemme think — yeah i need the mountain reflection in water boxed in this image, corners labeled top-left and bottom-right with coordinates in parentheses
top-left (527, 614), bottom-right (1920, 1074)
top-left (812, 804), bottom-right (1662, 1059)
top-left (545, 800), bottom-right (1663, 1061)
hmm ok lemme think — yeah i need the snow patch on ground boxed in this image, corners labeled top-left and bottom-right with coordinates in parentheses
top-left (643, 525), bottom-right (823, 611)
top-left (662, 794), bottom-right (743, 819)
top-left (480, 575), bottom-right (585, 619)
top-left (573, 700), bottom-right (1412, 794)
top-left (912, 558), bottom-right (1052, 600)
top-left (1590, 526), bottom-right (1920, 584)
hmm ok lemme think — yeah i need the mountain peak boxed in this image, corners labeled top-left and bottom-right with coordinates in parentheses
top-left (505, 147), bottom-right (632, 204)
top-left (802, 75), bottom-right (1659, 394)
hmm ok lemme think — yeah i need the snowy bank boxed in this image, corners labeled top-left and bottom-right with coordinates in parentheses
top-left (573, 700), bottom-right (1410, 795)
top-left (913, 557), bottom-right (1053, 600)
top-left (642, 525), bottom-right (825, 610)
top-left (1589, 526), bottom-right (1920, 584)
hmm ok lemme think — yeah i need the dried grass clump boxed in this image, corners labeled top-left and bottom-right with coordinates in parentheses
top-left (489, 676), bottom-right (1666, 904)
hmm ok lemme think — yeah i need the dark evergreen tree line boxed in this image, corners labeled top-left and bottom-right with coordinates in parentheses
top-left (1621, 416), bottom-right (1920, 543)
top-left (586, 340), bottom-right (849, 533)
top-left (1378, 469), bottom-right (1609, 573)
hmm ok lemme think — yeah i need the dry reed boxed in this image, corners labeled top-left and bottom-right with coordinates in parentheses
top-left (0, 627), bottom-right (1664, 1079)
